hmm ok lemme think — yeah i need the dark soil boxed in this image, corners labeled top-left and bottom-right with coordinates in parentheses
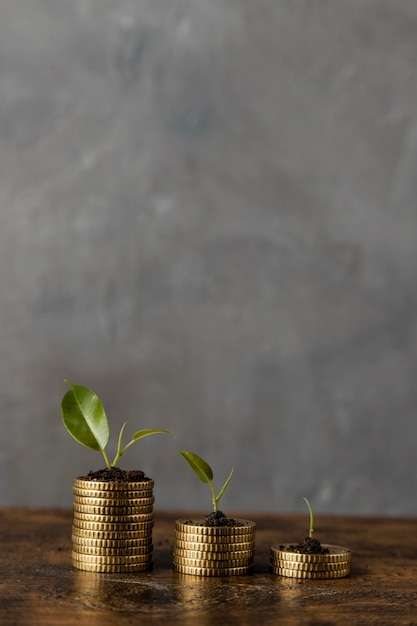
top-left (184, 511), bottom-right (245, 527)
top-left (281, 537), bottom-right (330, 554)
top-left (77, 467), bottom-right (151, 482)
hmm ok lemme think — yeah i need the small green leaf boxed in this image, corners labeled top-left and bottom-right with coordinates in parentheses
top-left (216, 467), bottom-right (234, 505)
top-left (116, 421), bottom-right (128, 457)
top-left (179, 450), bottom-right (214, 484)
top-left (61, 381), bottom-right (109, 452)
top-left (131, 429), bottom-right (172, 442)
top-left (303, 497), bottom-right (315, 538)
top-left (111, 426), bottom-right (171, 467)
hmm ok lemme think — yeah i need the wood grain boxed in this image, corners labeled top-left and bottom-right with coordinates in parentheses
top-left (1, 509), bottom-right (416, 625)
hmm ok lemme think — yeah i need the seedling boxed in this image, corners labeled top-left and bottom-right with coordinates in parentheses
top-left (179, 450), bottom-right (234, 513)
top-left (303, 497), bottom-right (315, 539)
top-left (61, 380), bottom-right (171, 468)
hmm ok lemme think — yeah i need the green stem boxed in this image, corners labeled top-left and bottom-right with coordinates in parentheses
top-left (209, 481), bottom-right (218, 512)
top-left (112, 440), bottom-right (136, 467)
top-left (102, 449), bottom-right (112, 469)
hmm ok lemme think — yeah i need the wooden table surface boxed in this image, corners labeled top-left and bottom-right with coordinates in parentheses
top-left (1, 508), bottom-right (416, 625)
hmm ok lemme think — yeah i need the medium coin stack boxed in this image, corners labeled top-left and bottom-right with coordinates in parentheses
top-left (270, 544), bottom-right (351, 579)
top-left (173, 519), bottom-right (256, 577)
top-left (72, 478), bottom-right (155, 573)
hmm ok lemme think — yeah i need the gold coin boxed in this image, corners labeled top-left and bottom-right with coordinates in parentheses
top-left (72, 535), bottom-right (152, 548)
top-left (72, 533), bottom-right (152, 550)
top-left (175, 520), bottom-right (256, 536)
top-left (73, 487), bottom-right (154, 499)
top-left (271, 559), bottom-right (350, 572)
top-left (271, 550), bottom-right (350, 564)
top-left (72, 551), bottom-right (153, 564)
top-left (73, 495), bottom-right (155, 506)
top-left (174, 539), bottom-right (255, 552)
top-left (173, 563), bottom-right (253, 577)
top-left (270, 557), bottom-right (351, 570)
top-left (72, 539), bottom-right (151, 551)
top-left (174, 531), bottom-right (255, 544)
top-left (72, 543), bottom-right (152, 555)
top-left (73, 545), bottom-right (152, 557)
top-left (72, 527), bottom-right (153, 540)
top-left (174, 548), bottom-right (254, 561)
top-left (73, 503), bottom-right (154, 515)
top-left (173, 556), bottom-right (253, 568)
top-left (72, 519), bottom-right (154, 531)
top-left (73, 560), bottom-right (152, 573)
top-left (73, 511), bottom-right (154, 523)
top-left (73, 478), bottom-right (154, 492)
top-left (271, 565), bottom-right (350, 579)
top-left (72, 543), bottom-right (153, 556)
top-left (272, 545), bottom-right (351, 563)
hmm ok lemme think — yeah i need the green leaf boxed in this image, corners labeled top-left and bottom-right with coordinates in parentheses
top-left (111, 427), bottom-right (171, 466)
top-left (116, 421), bottom-right (128, 458)
top-left (179, 450), bottom-right (214, 484)
top-left (303, 497), bottom-right (315, 538)
top-left (61, 381), bottom-right (110, 452)
top-left (216, 467), bottom-right (234, 505)
top-left (131, 429), bottom-right (172, 442)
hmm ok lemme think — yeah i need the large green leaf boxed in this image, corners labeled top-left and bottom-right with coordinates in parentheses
top-left (179, 450), bottom-right (213, 484)
top-left (61, 381), bottom-right (109, 451)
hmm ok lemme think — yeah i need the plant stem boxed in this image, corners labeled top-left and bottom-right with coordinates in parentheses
top-left (102, 449), bottom-right (112, 469)
top-left (209, 482), bottom-right (218, 512)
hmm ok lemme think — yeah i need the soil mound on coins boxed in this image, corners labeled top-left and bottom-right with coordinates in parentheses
top-left (184, 511), bottom-right (245, 527)
top-left (78, 467), bottom-right (150, 482)
top-left (282, 537), bottom-right (330, 555)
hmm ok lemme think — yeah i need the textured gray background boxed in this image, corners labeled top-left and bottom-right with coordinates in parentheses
top-left (1, 0), bottom-right (416, 515)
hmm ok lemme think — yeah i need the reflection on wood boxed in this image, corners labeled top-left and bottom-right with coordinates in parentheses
top-left (1, 509), bottom-right (416, 624)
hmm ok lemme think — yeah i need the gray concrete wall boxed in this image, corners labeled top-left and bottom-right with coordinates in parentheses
top-left (1, 0), bottom-right (416, 515)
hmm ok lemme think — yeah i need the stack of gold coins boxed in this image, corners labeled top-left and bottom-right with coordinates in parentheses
top-left (173, 519), bottom-right (256, 577)
top-left (270, 544), bottom-right (351, 579)
top-left (72, 478), bottom-right (154, 573)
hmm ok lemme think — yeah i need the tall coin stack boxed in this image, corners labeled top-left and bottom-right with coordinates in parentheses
top-left (71, 478), bottom-right (155, 573)
top-left (173, 519), bottom-right (256, 577)
top-left (270, 544), bottom-right (351, 579)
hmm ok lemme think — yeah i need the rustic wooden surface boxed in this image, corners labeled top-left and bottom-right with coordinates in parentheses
top-left (1, 509), bottom-right (416, 625)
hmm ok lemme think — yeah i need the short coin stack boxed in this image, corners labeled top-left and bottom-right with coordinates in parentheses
top-left (72, 478), bottom-right (155, 573)
top-left (173, 519), bottom-right (256, 577)
top-left (270, 544), bottom-right (351, 579)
